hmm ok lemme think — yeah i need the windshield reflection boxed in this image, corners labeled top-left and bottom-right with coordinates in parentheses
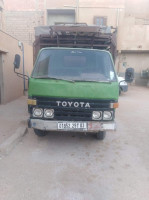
top-left (32, 49), bottom-right (117, 82)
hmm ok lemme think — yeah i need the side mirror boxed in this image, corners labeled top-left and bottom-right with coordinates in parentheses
top-left (125, 68), bottom-right (134, 83)
top-left (14, 54), bottom-right (21, 69)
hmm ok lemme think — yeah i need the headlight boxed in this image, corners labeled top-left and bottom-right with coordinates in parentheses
top-left (33, 108), bottom-right (43, 117)
top-left (92, 111), bottom-right (102, 120)
top-left (103, 111), bottom-right (113, 120)
top-left (44, 109), bottom-right (54, 118)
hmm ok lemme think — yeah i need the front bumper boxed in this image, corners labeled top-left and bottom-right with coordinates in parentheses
top-left (29, 119), bottom-right (116, 132)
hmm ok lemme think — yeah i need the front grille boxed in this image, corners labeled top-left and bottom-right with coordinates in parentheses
top-left (54, 108), bottom-right (92, 121)
top-left (30, 97), bottom-right (116, 121)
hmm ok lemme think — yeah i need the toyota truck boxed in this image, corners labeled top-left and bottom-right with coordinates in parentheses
top-left (14, 24), bottom-right (133, 140)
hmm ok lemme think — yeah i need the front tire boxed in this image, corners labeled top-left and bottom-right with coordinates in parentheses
top-left (96, 131), bottom-right (106, 140)
top-left (34, 129), bottom-right (47, 137)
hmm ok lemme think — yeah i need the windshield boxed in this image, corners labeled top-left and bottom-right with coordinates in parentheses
top-left (32, 49), bottom-right (117, 82)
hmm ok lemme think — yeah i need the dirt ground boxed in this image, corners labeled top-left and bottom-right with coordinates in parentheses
top-left (0, 86), bottom-right (149, 200)
top-left (0, 96), bottom-right (28, 144)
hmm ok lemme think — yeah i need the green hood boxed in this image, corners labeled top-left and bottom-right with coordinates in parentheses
top-left (28, 78), bottom-right (119, 100)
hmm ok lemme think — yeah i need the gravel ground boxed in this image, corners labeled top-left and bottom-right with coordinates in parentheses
top-left (0, 86), bottom-right (149, 200)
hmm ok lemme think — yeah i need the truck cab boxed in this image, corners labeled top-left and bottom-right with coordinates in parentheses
top-left (14, 24), bottom-right (133, 140)
top-left (27, 47), bottom-right (119, 140)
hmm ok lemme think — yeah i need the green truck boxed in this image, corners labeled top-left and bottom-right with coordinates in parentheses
top-left (14, 24), bottom-right (133, 140)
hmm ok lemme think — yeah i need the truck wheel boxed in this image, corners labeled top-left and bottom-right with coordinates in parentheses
top-left (34, 129), bottom-right (47, 137)
top-left (96, 131), bottom-right (106, 140)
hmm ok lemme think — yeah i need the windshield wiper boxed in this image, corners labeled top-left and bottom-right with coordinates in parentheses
top-left (32, 76), bottom-right (75, 83)
top-left (32, 76), bottom-right (113, 83)
top-left (74, 80), bottom-right (112, 83)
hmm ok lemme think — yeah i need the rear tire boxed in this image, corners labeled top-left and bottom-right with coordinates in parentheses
top-left (34, 129), bottom-right (47, 137)
top-left (96, 131), bottom-right (106, 140)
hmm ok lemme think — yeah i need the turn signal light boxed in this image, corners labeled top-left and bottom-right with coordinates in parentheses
top-left (110, 102), bottom-right (119, 109)
top-left (27, 99), bottom-right (37, 106)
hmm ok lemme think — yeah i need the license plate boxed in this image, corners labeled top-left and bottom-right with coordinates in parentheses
top-left (58, 122), bottom-right (87, 130)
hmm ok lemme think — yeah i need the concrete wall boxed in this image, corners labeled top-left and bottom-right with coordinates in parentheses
top-left (0, 0), bottom-right (4, 30)
top-left (115, 0), bottom-right (149, 85)
top-left (0, 30), bottom-right (33, 104)
top-left (117, 16), bottom-right (149, 51)
top-left (116, 52), bottom-right (149, 86)
top-left (4, 0), bottom-right (45, 44)
top-left (46, 0), bottom-right (76, 8)
top-left (45, 0), bottom-right (125, 25)
top-left (3, 0), bottom-right (149, 86)
top-left (125, 0), bottom-right (149, 18)
top-left (5, 11), bottom-right (44, 45)
top-left (4, 0), bottom-right (45, 11)
top-left (4, 0), bottom-right (125, 45)
top-left (4, 0), bottom-right (149, 48)
top-left (46, 0), bottom-right (125, 8)
top-left (78, 7), bottom-right (120, 27)
top-left (117, 0), bottom-right (149, 51)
